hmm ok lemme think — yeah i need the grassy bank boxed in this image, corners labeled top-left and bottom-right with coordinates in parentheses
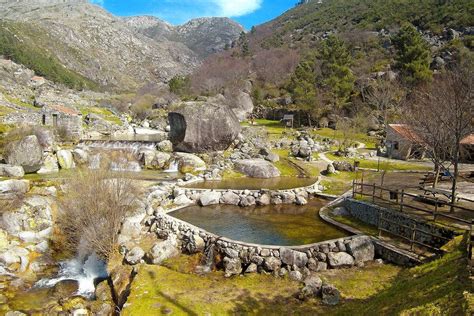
top-left (122, 236), bottom-right (471, 315)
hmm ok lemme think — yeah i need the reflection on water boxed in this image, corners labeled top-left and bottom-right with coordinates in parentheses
top-left (186, 177), bottom-right (318, 190)
top-left (170, 199), bottom-right (348, 246)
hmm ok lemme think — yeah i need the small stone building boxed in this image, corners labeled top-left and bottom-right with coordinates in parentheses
top-left (41, 105), bottom-right (83, 141)
top-left (461, 135), bottom-right (474, 163)
top-left (385, 124), bottom-right (425, 160)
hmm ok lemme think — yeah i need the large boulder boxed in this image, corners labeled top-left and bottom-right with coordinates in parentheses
top-left (168, 102), bottom-right (241, 153)
top-left (280, 248), bottom-right (308, 268)
top-left (175, 153), bottom-right (206, 173)
top-left (57, 150), bottom-right (76, 169)
top-left (5, 135), bottom-right (44, 173)
top-left (234, 159), bottom-right (280, 179)
top-left (199, 191), bottom-right (222, 206)
top-left (321, 284), bottom-right (341, 306)
top-left (125, 246), bottom-right (145, 265)
top-left (345, 236), bottom-right (375, 263)
top-left (223, 256), bottom-right (242, 277)
top-left (139, 149), bottom-right (171, 170)
top-left (37, 154), bottom-right (59, 174)
top-left (0, 180), bottom-right (30, 194)
top-left (299, 275), bottom-right (323, 299)
top-left (220, 191), bottom-right (240, 205)
top-left (147, 237), bottom-right (179, 265)
top-left (0, 164), bottom-right (24, 178)
top-left (232, 91), bottom-right (254, 121)
top-left (328, 252), bottom-right (355, 268)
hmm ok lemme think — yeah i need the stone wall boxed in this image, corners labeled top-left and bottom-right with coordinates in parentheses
top-left (151, 212), bottom-right (375, 277)
top-left (341, 199), bottom-right (457, 248)
top-left (173, 181), bottom-right (324, 207)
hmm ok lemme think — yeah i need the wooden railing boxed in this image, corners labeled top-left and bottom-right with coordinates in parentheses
top-left (468, 221), bottom-right (474, 275)
top-left (375, 208), bottom-right (450, 254)
top-left (352, 181), bottom-right (473, 228)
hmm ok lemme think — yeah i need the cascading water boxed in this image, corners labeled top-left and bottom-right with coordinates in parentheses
top-left (195, 240), bottom-right (216, 274)
top-left (81, 140), bottom-right (157, 155)
top-left (164, 160), bottom-right (179, 173)
top-left (34, 253), bottom-right (108, 298)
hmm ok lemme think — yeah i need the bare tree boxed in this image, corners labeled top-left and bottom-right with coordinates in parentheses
top-left (405, 69), bottom-right (473, 207)
top-left (366, 79), bottom-right (404, 130)
top-left (59, 167), bottom-right (141, 260)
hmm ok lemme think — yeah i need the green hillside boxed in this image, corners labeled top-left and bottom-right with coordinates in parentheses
top-left (0, 21), bottom-right (99, 91)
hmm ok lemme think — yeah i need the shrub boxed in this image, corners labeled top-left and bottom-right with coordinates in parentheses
top-left (58, 167), bottom-right (140, 260)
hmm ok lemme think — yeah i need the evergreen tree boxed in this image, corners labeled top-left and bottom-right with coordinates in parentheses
top-left (287, 59), bottom-right (318, 125)
top-left (239, 31), bottom-right (250, 57)
top-left (392, 23), bottom-right (433, 84)
top-left (318, 35), bottom-right (355, 108)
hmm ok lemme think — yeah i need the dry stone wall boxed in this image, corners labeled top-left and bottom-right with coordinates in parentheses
top-left (151, 212), bottom-right (375, 277)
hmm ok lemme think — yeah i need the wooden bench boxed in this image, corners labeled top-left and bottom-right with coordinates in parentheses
top-left (419, 186), bottom-right (459, 202)
top-left (419, 172), bottom-right (451, 186)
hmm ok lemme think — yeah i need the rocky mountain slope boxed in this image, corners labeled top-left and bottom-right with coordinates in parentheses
top-left (125, 16), bottom-right (245, 59)
top-left (0, 0), bottom-right (242, 91)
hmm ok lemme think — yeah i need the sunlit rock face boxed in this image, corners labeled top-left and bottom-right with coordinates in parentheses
top-left (168, 102), bottom-right (241, 153)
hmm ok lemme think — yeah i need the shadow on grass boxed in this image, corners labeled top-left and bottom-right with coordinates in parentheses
top-left (231, 239), bottom-right (470, 315)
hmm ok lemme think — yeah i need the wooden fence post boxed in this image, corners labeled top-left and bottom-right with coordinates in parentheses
top-left (378, 210), bottom-right (383, 238)
top-left (400, 189), bottom-right (404, 212)
top-left (469, 219), bottom-right (474, 262)
top-left (410, 223), bottom-right (416, 251)
top-left (372, 183), bottom-right (376, 203)
top-left (433, 198), bottom-right (438, 222)
top-left (352, 180), bottom-right (355, 198)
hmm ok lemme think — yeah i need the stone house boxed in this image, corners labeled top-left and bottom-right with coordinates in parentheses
top-left (41, 105), bottom-right (83, 141)
top-left (460, 135), bottom-right (474, 162)
top-left (385, 124), bottom-right (425, 160)
top-left (386, 124), bottom-right (474, 163)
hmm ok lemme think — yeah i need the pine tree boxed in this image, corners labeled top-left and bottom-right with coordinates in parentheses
top-left (239, 31), bottom-right (250, 57)
top-left (287, 59), bottom-right (318, 125)
top-left (318, 35), bottom-right (355, 108)
top-left (392, 23), bottom-right (433, 85)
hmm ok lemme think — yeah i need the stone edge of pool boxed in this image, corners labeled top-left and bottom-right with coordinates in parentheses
top-left (154, 189), bottom-right (425, 269)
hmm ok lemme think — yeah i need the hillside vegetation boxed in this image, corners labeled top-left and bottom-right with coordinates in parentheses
top-left (265, 0), bottom-right (474, 46)
top-left (0, 21), bottom-right (99, 90)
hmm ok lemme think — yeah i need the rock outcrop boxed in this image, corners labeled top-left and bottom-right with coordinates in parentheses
top-left (169, 102), bottom-right (241, 153)
top-left (125, 16), bottom-right (244, 59)
top-left (5, 135), bottom-right (43, 173)
top-left (234, 159), bottom-right (281, 178)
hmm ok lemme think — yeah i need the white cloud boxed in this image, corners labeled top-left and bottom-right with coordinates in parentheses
top-left (156, 0), bottom-right (262, 21)
top-left (213, 0), bottom-right (262, 17)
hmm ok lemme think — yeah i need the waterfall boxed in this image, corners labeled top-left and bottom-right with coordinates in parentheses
top-left (81, 140), bottom-right (157, 155)
top-left (34, 253), bottom-right (108, 297)
top-left (164, 160), bottom-right (179, 173)
top-left (195, 240), bottom-right (216, 274)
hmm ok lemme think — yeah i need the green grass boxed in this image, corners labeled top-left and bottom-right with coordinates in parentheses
top-left (326, 153), bottom-right (432, 171)
top-left (0, 21), bottom-right (99, 90)
top-left (123, 237), bottom-right (471, 315)
top-left (79, 106), bottom-right (122, 126)
top-left (312, 128), bottom-right (378, 149)
top-left (3, 94), bottom-right (38, 111)
top-left (122, 254), bottom-right (401, 316)
top-left (333, 236), bottom-right (471, 315)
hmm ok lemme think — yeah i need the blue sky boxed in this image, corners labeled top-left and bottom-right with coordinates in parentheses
top-left (90, 0), bottom-right (295, 29)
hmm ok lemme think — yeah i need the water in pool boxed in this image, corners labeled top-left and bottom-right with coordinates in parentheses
top-left (170, 199), bottom-right (348, 246)
top-left (185, 177), bottom-right (318, 191)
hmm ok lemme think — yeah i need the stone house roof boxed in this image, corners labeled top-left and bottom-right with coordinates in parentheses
top-left (43, 104), bottom-right (80, 116)
top-left (461, 134), bottom-right (474, 145)
top-left (387, 124), bottom-right (423, 143)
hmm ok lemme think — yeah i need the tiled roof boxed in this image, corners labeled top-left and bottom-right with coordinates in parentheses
top-left (46, 104), bottom-right (80, 116)
top-left (388, 124), bottom-right (423, 142)
top-left (461, 134), bottom-right (474, 145)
